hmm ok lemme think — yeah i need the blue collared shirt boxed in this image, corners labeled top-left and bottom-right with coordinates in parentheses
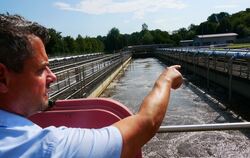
top-left (0, 109), bottom-right (122, 158)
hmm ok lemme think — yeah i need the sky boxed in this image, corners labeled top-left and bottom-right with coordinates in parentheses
top-left (1, 0), bottom-right (250, 38)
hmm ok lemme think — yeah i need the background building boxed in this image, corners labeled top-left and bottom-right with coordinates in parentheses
top-left (193, 33), bottom-right (238, 46)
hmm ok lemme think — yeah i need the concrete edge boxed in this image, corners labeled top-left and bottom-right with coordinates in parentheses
top-left (87, 57), bottom-right (132, 98)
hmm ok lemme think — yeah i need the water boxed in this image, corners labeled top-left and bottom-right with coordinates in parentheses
top-left (100, 58), bottom-right (250, 157)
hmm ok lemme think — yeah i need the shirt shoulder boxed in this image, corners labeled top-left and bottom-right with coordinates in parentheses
top-left (49, 125), bottom-right (123, 158)
top-left (0, 110), bottom-right (123, 158)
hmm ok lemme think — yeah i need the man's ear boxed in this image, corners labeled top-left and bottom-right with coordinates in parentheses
top-left (0, 63), bottom-right (9, 93)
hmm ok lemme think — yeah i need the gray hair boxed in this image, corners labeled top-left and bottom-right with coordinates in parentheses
top-left (0, 14), bottom-right (49, 72)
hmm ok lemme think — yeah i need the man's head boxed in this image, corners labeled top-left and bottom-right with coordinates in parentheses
top-left (0, 14), bottom-right (56, 116)
top-left (0, 14), bottom-right (49, 72)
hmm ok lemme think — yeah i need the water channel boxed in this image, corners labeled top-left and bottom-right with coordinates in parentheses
top-left (100, 58), bottom-right (250, 157)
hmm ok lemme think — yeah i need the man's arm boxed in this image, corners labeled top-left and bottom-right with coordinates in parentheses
top-left (113, 65), bottom-right (183, 158)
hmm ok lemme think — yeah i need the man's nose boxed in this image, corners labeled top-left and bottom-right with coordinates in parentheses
top-left (47, 67), bottom-right (57, 83)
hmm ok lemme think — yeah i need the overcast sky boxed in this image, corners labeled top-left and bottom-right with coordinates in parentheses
top-left (1, 0), bottom-right (250, 38)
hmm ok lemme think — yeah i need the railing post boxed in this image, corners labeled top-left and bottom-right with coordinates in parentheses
top-left (206, 53), bottom-right (211, 90)
top-left (223, 51), bottom-right (229, 72)
top-left (247, 59), bottom-right (250, 79)
top-left (213, 53), bottom-right (217, 70)
top-left (80, 66), bottom-right (85, 97)
top-left (75, 67), bottom-right (80, 83)
top-left (57, 79), bottom-right (60, 91)
top-left (228, 56), bottom-right (234, 103)
top-left (66, 70), bottom-right (70, 86)
top-left (185, 51), bottom-right (188, 74)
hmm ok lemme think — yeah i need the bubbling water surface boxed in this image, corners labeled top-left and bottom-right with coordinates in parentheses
top-left (101, 58), bottom-right (250, 157)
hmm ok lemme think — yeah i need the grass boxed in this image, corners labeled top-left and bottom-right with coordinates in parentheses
top-left (227, 43), bottom-right (250, 49)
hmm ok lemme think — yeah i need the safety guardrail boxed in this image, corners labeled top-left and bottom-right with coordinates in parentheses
top-left (158, 122), bottom-right (250, 132)
top-left (49, 52), bottom-right (131, 100)
top-left (156, 48), bottom-right (250, 79)
top-left (49, 53), bottom-right (103, 70)
top-left (155, 48), bottom-right (250, 101)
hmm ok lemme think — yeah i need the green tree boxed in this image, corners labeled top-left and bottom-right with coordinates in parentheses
top-left (177, 28), bottom-right (189, 39)
top-left (76, 35), bottom-right (85, 53)
top-left (245, 14), bottom-right (250, 27)
top-left (128, 32), bottom-right (140, 45)
top-left (186, 24), bottom-right (198, 39)
top-left (141, 31), bottom-right (153, 44)
top-left (46, 28), bottom-right (64, 56)
top-left (207, 12), bottom-right (230, 23)
top-left (151, 29), bottom-right (172, 44)
top-left (216, 17), bottom-right (232, 33)
top-left (231, 8), bottom-right (250, 37)
top-left (105, 27), bottom-right (123, 52)
top-left (188, 24), bottom-right (198, 32)
top-left (171, 31), bottom-right (182, 45)
top-left (196, 22), bottom-right (217, 35)
top-left (63, 36), bottom-right (78, 54)
top-left (96, 38), bottom-right (105, 52)
top-left (234, 24), bottom-right (250, 38)
top-left (84, 37), bottom-right (93, 53)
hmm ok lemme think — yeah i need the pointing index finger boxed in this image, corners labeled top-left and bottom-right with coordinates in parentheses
top-left (169, 65), bottom-right (181, 70)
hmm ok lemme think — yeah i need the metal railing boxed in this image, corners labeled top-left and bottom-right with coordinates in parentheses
top-left (50, 54), bottom-right (114, 72)
top-left (155, 48), bottom-right (250, 80)
top-left (155, 48), bottom-right (250, 101)
top-left (49, 52), bottom-right (131, 100)
top-left (158, 122), bottom-right (250, 132)
top-left (49, 53), bottom-right (103, 70)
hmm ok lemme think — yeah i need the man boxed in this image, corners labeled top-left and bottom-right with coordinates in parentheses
top-left (0, 14), bottom-right (183, 158)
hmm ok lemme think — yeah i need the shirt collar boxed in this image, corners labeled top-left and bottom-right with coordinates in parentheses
top-left (0, 109), bottom-right (40, 129)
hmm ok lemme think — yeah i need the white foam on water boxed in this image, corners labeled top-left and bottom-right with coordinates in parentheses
top-left (101, 58), bottom-right (250, 157)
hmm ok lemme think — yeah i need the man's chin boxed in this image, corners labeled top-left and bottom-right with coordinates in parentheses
top-left (39, 99), bottom-right (49, 111)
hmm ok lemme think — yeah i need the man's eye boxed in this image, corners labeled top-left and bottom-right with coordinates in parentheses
top-left (37, 67), bottom-right (46, 74)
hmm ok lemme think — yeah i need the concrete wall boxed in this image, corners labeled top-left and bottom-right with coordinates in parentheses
top-left (155, 53), bottom-right (250, 99)
top-left (87, 57), bottom-right (132, 97)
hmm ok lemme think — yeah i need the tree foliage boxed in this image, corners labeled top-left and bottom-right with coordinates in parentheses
top-left (45, 8), bottom-right (250, 56)
top-left (105, 27), bottom-right (123, 52)
top-left (46, 29), bottom-right (64, 56)
top-left (46, 31), bottom-right (105, 56)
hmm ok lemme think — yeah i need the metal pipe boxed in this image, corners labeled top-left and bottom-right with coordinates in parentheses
top-left (158, 122), bottom-right (250, 133)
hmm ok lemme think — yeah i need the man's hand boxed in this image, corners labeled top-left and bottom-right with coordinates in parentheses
top-left (160, 65), bottom-right (183, 89)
